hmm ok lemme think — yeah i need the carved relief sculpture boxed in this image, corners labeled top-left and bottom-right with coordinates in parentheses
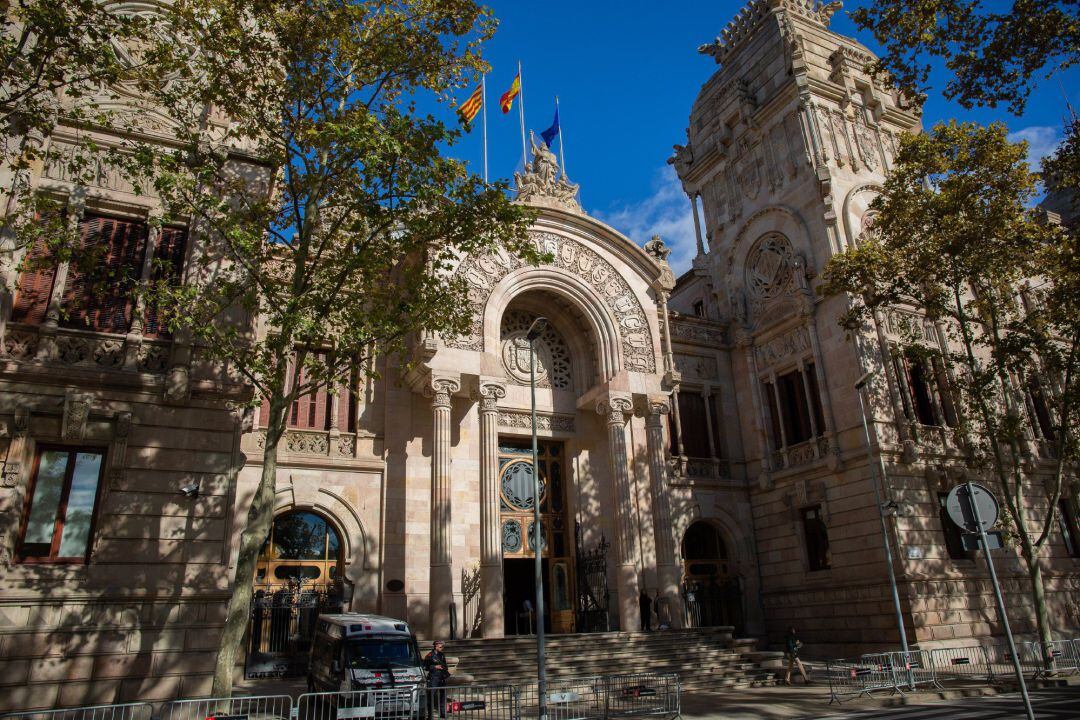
top-left (514, 132), bottom-right (581, 212)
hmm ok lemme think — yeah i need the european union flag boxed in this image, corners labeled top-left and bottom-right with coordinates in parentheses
top-left (540, 106), bottom-right (560, 148)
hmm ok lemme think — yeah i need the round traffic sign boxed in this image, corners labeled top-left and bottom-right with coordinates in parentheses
top-left (945, 483), bottom-right (999, 533)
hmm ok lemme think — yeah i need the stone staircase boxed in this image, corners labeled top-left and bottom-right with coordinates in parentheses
top-left (430, 627), bottom-right (778, 692)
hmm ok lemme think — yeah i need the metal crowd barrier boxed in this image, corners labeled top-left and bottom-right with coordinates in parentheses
top-left (0, 704), bottom-right (155, 720)
top-left (825, 657), bottom-right (901, 704)
top-left (422, 684), bottom-right (518, 720)
top-left (602, 674), bottom-right (680, 720)
top-left (1025, 640), bottom-right (1080, 678)
top-left (293, 688), bottom-right (419, 720)
top-left (159, 695), bottom-right (293, 720)
top-left (927, 646), bottom-right (993, 684)
top-left (516, 673), bottom-right (679, 720)
top-left (891, 650), bottom-right (935, 691)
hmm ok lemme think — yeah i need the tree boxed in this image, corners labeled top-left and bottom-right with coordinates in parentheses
top-left (121, 0), bottom-right (539, 695)
top-left (852, 0), bottom-right (1079, 115)
top-left (823, 121), bottom-right (1078, 667)
top-left (1, 1), bottom-right (157, 253)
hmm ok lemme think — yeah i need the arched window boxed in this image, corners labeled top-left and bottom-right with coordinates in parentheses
top-left (256, 510), bottom-right (342, 587)
top-left (682, 521), bottom-right (727, 561)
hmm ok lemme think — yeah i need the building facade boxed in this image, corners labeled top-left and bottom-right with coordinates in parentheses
top-left (1, 0), bottom-right (1078, 710)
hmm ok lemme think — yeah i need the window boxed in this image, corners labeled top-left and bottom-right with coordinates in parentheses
top-left (258, 350), bottom-right (356, 431)
top-left (939, 493), bottom-right (973, 561)
top-left (12, 213), bottom-right (186, 336)
top-left (801, 506), bottom-right (831, 571)
top-left (17, 448), bottom-right (106, 563)
top-left (763, 366), bottom-right (825, 448)
top-left (677, 392), bottom-right (710, 458)
top-left (692, 300), bottom-right (705, 318)
top-left (893, 350), bottom-right (957, 428)
top-left (1058, 499), bottom-right (1080, 558)
top-left (1026, 377), bottom-right (1056, 445)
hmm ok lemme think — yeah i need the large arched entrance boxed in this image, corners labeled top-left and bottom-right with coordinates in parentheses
top-left (246, 510), bottom-right (347, 678)
top-left (680, 521), bottom-right (744, 633)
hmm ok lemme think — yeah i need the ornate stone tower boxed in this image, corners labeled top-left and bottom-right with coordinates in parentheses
top-left (669, 0), bottom-right (931, 653)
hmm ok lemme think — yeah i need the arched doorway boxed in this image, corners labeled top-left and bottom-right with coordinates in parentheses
top-left (247, 510), bottom-right (347, 678)
top-left (680, 521), bottom-right (743, 633)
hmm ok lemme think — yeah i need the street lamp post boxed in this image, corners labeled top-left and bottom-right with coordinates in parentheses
top-left (855, 372), bottom-right (911, 655)
top-left (527, 316), bottom-right (549, 720)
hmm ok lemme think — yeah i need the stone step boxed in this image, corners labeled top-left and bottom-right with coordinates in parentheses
top-left (431, 627), bottom-right (767, 691)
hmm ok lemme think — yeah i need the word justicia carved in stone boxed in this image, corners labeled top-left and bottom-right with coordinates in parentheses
top-left (498, 411), bottom-right (576, 433)
top-left (445, 231), bottom-right (657, 373)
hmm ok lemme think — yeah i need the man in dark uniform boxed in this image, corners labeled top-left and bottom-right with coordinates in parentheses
top-left (639, 590), bottom-right (653, 632)
top-left (423, 640), bottom-right (450, 718)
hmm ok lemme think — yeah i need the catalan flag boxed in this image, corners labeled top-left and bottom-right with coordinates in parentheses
top-left (500, 73), bottom-right (521, 114)
top-left (457, 84), bottom-right (483, 124)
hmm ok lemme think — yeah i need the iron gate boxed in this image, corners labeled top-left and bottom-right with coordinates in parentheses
top-left (245, 580), bottom-right (345, 679)
top-left (576, 527), bottom-right (611, 633)
top-left (681, 578), bottom-right (743, 633)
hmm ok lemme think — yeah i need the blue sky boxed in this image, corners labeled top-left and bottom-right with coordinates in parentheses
top-left (450, 1), bottom-right (1080, 273)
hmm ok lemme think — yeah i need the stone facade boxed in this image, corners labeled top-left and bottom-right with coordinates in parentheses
top-left (1, 0), bottom-right (1078, 711)
top-left (669, 0), bottom-right (1080, 654)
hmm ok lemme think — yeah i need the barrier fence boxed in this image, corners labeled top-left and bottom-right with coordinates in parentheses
top-left (825, 639), bottom-right (1079, 704)
top-left (2, 675), bottom-right (677, 720)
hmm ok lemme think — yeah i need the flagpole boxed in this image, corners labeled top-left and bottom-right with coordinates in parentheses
top-left (555, 95), bottom-right (566, 177)
top-left (517, 60), bottom-right (527, 168)
top-left (481, 74), bottom-right (489, 183)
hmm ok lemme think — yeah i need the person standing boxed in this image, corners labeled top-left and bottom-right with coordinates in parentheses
top-left (639, 589), bottom-right (653, 632)
top-left (784, 626), bottom-right (810, 685)
top-left (423, 640), bottom-right (451, 717)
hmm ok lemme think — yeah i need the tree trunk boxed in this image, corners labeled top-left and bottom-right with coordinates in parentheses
top-left (211, 398), bottom-right (288, 697)
top-left (1021, 539), bottom-right (1054, 671)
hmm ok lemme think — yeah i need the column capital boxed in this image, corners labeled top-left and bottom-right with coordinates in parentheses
top-left (596, 396), bottom-right (633, 426)
top-left (645, 398), bottom-right (671, 427)
top-left (473, 381), bottom-right (506, 413)
top-left (427, 376), bottom-right (461, 408)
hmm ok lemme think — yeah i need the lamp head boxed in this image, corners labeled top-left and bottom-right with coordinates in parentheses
top-left (855, 371), bottom-right (873, 390)
top-left (526, 317), bottom-right (549, 341)
top-left (179, 482), bottom-right (200, 499)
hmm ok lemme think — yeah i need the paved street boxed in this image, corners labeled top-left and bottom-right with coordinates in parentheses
top-left (679, 685), bottom-right (1080, 720)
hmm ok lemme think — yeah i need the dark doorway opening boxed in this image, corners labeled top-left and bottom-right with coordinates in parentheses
top-left (503, 557), bottom-right (551, 635)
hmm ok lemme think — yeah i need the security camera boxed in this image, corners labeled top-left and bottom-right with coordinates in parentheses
top-left (179, 482), bottom-right (200, 499)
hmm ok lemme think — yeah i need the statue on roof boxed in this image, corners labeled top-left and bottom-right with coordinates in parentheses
top-left (515, 131), bottom-right (582, 212)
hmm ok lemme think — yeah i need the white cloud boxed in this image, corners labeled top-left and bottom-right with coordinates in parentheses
top-left (1007, 125), bottom-right (1062, 168)
top-left (592, 164), bottom-right (698, 275)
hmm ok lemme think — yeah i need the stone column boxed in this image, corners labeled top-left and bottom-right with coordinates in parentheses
top-left (476, 382), bottom-right (506, 637)
top-left (597, 396), bottom-right (640, 631)
top-left (645, 399), bottom-right (683, 629)
top-left (429, 377), bottom-right (459, 638)
top-left (689, 193), bottom-right (705, 257)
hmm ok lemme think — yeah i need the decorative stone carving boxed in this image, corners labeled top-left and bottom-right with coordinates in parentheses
top-left (475, 382), bottom-right (506, 413)
top-left (673, 353), bottom-right (719, 380)
top-left (754, 324), bottom-right (811, 367)
top-left (164, 363), bottom-right (191, 404)
top-left (62, 391), bottom-right (92, 441)
top-left (447, 231), bottom-right (657, 373)
top-left (109, 412), bottom-right (133, 487)
top-left (2, 408), bottom-right (30, 488)
top-left (500, 310), bottom-right (572, 390)
top-left (698, 0), bottom-right (841, 64)
top-left (428, 377), bottom-right (460, 408)
top-left (643, 235), bottom-right (671, 263)
top-left (597, 397), bottom-right (633, 426)
top-left (514, 132), bottom-right (581, 212)
top-left (337, 434), bottom-right (356, 456)
top-left (854, 120), bottom-right (880, 170)
top-left (745, 233), bottom-right (796, 301)
top-left (2, 329), bottom-right (37, 360)
top-left (498, 411), bottom-right (575, 433)
top-left (669, 318), bottom-right (726, 346)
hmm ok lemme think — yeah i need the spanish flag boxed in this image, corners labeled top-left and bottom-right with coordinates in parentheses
top-left (500, 73), bottom-right (521, 114)
top-left (457, 84), bottom-right (483, 124)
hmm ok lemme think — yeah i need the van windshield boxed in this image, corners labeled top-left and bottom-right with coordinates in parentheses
top-left (344, 637), bottom-right (419, 670)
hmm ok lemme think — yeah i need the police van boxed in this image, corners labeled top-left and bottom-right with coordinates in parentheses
top-left (308, 613), bottom-right (426, 695)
